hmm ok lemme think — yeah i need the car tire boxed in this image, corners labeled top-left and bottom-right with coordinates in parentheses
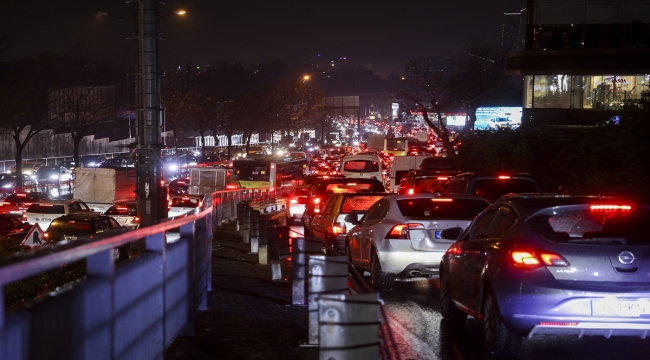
top-left (370, 251), bottom-right (391, 292)
top-left (483, 287), bottom-right (521, 356)
top-left (440, 271), bottom-right (468, 323)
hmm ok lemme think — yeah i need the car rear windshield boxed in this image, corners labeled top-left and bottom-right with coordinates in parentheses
top-left (294, 188), bottom-right (310, 197)
top-left (343, 160), bottom-right (379, 173)
top-left (48, 219), bottom-right (91, 233)
top-left (105, 206), bottom-right (137, 216)
top-left (322, 181), bottom-right (383, 195)
top-left (413, 177), bottom-right (443, 192)
top-left (397, 198), bottom-right (488, 219)
top-left (471, 178), bottom-right (538, 201)
top-left (341, 195), bottom-right (384, 213)
top-left (527, 205), bottom-right (650, 245)
top-left (27, 204), bottom-right (65, 214)
top-left (171, 198), bottom-right (201, 207)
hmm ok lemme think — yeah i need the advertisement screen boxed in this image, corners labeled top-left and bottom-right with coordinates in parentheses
top-left (474, 107), bottom-right (523, 130)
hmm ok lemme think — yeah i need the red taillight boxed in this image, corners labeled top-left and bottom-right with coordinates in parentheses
top-left (446, 243), bottom-right (462, 256)
top-left (431, 198), bottom-right (453, 202)
top-left (407, 188), bottom-right (414, 195)
top-left (314, 198), bottom-right (321, 204)
top-left (133, 216), bottom-right (140, 223)
top-left (590, 205), bottom-right (631, 211)
top-left (510, 250), bottom-right (569, 269)
top-left (43, 232), bottom-right (49, 239)
top-left (437, 176), bottom-right (449, 181)
top-left (386, 223), bottom-right (425, 239)
top-left (331, 222), bottom-right (347, 235)
top-left (290, 198), bottom-right (298, 204)
top-left (22, 214), bottom-right (27, 221)
top-left (498, 175), bottom-right (511, 179)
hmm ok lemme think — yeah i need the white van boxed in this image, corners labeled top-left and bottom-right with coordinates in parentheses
top-left (388, 155), bottom-right (430, 192)
top-left (340, 154), bottom-right (383, 181)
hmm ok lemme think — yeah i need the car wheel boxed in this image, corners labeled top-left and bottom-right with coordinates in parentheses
top-left (440, 271), bottom-right (468, 323)
top-left (370, 250), bottom-right (391, 292)
top-left (483, 288), bottom-right (521, 356)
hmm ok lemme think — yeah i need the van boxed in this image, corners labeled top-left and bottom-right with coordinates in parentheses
top-left (340, 154), bottom-right (383, 181)
top-left (388, 155), bottom-right (430, 192)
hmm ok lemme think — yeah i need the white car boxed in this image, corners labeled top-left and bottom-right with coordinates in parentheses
top-left (23, 199), bottom-right (95, 230)
top-left (346, 193), bottom-right (489, 291)
top-left (168, 195), bottom-right (204, 217)
top-left (286, 185), bottom-right (310, 225)
top-left (104, 203), bottom-right (139, 229)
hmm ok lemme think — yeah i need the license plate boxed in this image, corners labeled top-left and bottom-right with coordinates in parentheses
top-left (64, 235), bottom-right (77, 241)
top-left (434, 230), bottom-right (441, 239)
top-left (592, 299), bottom-right (650, 317)
top-left (252, 171), bottom-right (259, 175)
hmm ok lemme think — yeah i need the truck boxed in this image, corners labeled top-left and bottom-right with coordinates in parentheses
top-left (366, 135), bottom-right (412, 156)
top-left (187, 167), bottom-right (229, 195)
top-left (73, 167), bottom-right (136, 213)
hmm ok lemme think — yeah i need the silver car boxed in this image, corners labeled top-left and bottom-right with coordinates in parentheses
top-left (346, 193), bottom-right (489, 291)
top-left (439, 194), bottom-right (650, 356)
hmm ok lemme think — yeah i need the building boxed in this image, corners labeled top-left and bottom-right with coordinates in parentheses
top-left (506, 0), bottom-right (650, 126)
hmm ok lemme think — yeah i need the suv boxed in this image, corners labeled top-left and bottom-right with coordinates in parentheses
top-left (438, 172), bottom-right (542, 203)
top-left (310, 192), bottom-right (386, 254)
top-left (397, 170), bottom-right (452, 195)
top-left (24, 199), bottom-right (94, 229)
top-left (43, 213), bottom-right (123, 243)
top-left (303, 178), bottom-right (385, 233)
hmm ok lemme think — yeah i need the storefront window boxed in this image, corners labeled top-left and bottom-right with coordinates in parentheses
top-left (526, 74), bottom-right (649, 110)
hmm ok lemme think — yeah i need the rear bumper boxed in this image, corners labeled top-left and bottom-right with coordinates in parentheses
top-left (526, 321), bottom-right (650, 339)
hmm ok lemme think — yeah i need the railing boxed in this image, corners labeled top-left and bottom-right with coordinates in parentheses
top-left (0, 186), bottom-right (287, 360)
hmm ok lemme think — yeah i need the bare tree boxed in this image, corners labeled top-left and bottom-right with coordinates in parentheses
top-left (399, 39), bottom-right (507, 157)
top-left (271, 78), bottom-right (322, 146)
top-left (50, 86), bottom-right (115, 165)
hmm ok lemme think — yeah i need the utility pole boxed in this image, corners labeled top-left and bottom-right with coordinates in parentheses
top-left (133, 0), bottom-right (164, 227)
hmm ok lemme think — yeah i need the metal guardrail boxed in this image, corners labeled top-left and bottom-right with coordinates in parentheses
top-left (0, 185), bottom-right (287, 360)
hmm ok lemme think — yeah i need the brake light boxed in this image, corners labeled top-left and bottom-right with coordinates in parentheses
top-left (22, 214), bottom-right (27, 221)
top-left (498, 175), bottom-right (511, 179)
top-left (446, 243), bottom-right (462, 256)
top-left (511, 250), bottom-right (569, 269)
top-left (431, 198), bottom-right (453, 202)
top-left (437, 176), bottom-right (449, 181)
top-left (133, 216), bottom-right (140, 223)
top-left (407, 188), bottom-right (414, 195)
top-left (346, 183), bottom-right (357, 186)
top-left (290, 198), bottom-right (298, 204)
top-left (43, 232), bottom-right (49, 239)
top-left (117, 207), bottom-right (128, 210)
top-left (314, 198), bottom-right (321, 204)
top-left (590, 205), bottom-right (631, 211)
top-left (386, 223), bottom-right (425, 239)
top-left (331, 222), bottom-right (347, 235)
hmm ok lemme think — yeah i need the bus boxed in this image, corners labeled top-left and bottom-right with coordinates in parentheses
top-left (232, 158), bottom-right (309, 188)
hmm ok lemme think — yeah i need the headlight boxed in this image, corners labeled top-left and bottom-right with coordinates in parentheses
top-left (169, 164), bottom-right (178, 171)
top-left (30, 175), bottom-right (36, 179)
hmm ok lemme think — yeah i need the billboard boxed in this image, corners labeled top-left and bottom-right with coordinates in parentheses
top-left (474, 107), bottom-right (523, 130)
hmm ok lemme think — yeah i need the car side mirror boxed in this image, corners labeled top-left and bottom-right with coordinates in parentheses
top-left (440, 227), bottom-right (464, 241)
top-left (344, 213), bottom-right (360, 225)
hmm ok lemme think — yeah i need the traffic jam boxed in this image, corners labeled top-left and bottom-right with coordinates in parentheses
top-left (1, 115), bottom-right (649, 358)
top-left (279, 119), bottom-right (650, 358)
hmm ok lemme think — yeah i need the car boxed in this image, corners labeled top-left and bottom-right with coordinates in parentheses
top-left (439, 194), bottom-right (650, 355)
top-left (57, 161), bottom-right (78, 171)
top-left (0, 192), bottom-right (53, 217)
top-left (0, 213), bottom-right (31, 237)
top-left (438, 172), bottom-right (542, 202)
top-left (104, 203), bottom-right (139, 229)
top-left (311, 192), bottom-right (386, 254)
top-left (396, 170), bottom-right (452, 195)
top-left (346, 193), bottom-right (489, 291)
top-left (168, 194), bottom-right (204, 217)
top-left (23, 199), bottom-right (94, 229)
top-left (43, 213), bottom-right (123, 243)
top-left (286, 185), bottom-right (310, 225)
top-left (99, 156), bottom-right (133, 168)
top-left (488, 117), bottom-right (521, 130)
top-left (9, 161), bottom-right (45, 176)
top-left (168, 177), bottom-right (190, 195)
top-left (33, 165), bottom-right (74, 191)
top-left (196, 154), bottom-right (221, 167)
top-left (0, 174), bottom-right (36, 197)
top-left (80, 155), bottom-right (106, 168)
top-left (303, 178), bottom-right (385, 234)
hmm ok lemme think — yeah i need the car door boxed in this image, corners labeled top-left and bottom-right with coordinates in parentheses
top-left (451, 209), bottom-right (498, 309)
top-left (312, 195), bottom-right (337, 239)
top-left (358, 199), bottom-right (390, 268)
top-left (348, 202), bottom-right (379, 268)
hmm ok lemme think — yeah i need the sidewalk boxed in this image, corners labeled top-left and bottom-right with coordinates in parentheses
top-left (165, 221), bottom-right (318, 360)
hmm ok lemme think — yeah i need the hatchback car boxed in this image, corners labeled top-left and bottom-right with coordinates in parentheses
top-left (286, 185), bottom-right (310, 225)
top-left (439, 194), bottom-right (650, 355)
top-left (104, 203), bottom-right (139, 229)
top-left (303, 178), bottom-right (385, 231)
top-left (438, 172), bottom-right (542, 203)
top-left (346, 193), bottom-right (489, 291)
top-left (44, 213), bottom-right (123, 243)
top-left (168, 195), bottom-right (204, 217)
top-left (311, 192), bottom-right (386, 254)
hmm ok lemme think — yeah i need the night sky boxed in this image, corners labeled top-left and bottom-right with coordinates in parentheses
top-left (1, 0), bottom-right (526, 77)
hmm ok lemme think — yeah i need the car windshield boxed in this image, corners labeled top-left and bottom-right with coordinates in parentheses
top-left (341, 195), bottom-right (384, 213)
top-left (343, 160), bottom-right (379, 173)
top-left (27, 204), bottom-right (65, 214)
top-left (472, 178), bottom-right (538, 201)
top-left (48, 219), bottom-right (92, 234)
top-left (397, 198), bottom-right (488, 219)
top-left (527, 205), bottom-right (650, 245)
